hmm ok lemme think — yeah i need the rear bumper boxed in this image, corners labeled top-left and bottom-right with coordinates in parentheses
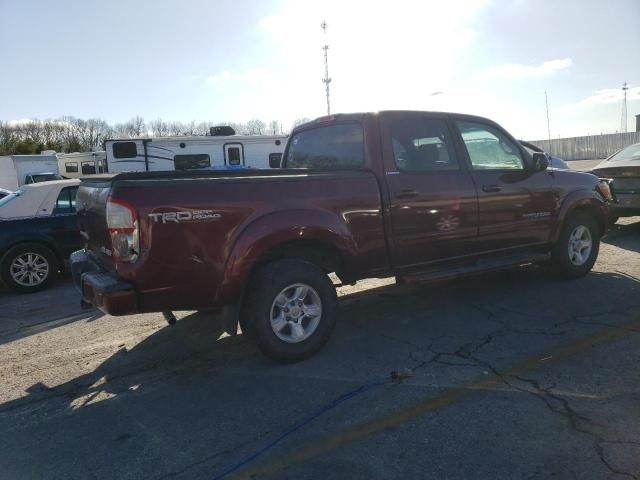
top-left (70, 250), bottom-right (137, 316)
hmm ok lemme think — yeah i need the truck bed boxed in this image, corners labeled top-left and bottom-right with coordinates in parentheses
top-left (77, 167), bottom-right (389, 312)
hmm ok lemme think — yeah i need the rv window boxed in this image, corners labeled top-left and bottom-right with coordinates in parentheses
top-left (65, 162), bottom-right (79, 173)
top-left (81, 161), bottom-right (97, 174)
top-left (174, 154), bottom-right (211, 170)
top-left (269, 153), bottom-right (282, 168)
top-left (112, 142), bottom-right (138, 159)
top-left (227, 147), bottom-right (241, 166)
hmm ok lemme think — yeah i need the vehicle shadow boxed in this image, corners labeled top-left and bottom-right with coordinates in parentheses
top-left (603, 217), bottom-right (640, 253)
top-left (0, 277), bottom-right (103, 346)
top-left (2, 265), bottom-right (639, 417)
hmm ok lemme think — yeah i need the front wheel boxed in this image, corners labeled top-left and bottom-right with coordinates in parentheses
top-left (551, 212), bottom-right (600, 278)
top-left (240, 259), bottom-right (338, 363)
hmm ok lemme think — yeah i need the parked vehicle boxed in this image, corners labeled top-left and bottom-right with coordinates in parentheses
top-left (1, 179), bottom-right (81, 292)
top-left (105, 128), bottom-right (287, 173)
top-left (58, 151), bottom-right (107, 178)
top-left (72, 111), bottom-right (613, 362)
top-left (519, 140), bottom-right (570, 170)
top-left (591, 142), bottom-right (640, 219)
top-left (0, 154), bottom-right (62, 191)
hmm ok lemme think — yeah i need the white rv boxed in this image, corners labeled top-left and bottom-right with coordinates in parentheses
top-left (104, 133), bottom-right (287, 173)
top-left (0, 154), bottom-right (62, 191)
top-left (58, 151), bottom-right (107, 178)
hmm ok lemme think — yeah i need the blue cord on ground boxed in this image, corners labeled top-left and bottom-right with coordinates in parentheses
top-left (208, 378), bottom-right (389, 480)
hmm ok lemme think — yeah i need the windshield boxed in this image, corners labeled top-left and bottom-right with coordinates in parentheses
top-left (0, 190), bottom-right (22, 207)
top-left (30, 173), bottom-right (63, 182)
top-left (608, 143), bottom-right (640, 162)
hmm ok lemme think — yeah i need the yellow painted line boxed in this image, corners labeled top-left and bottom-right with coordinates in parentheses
top-left (235, 315), bottom-right (640, 479)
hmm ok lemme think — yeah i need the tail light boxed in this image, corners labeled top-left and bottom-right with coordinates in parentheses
top-left (106, 197), bottom-right (139, 262)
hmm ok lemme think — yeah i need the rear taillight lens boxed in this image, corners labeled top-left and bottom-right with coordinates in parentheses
top-left (106, 197), bottom-right (139, 262)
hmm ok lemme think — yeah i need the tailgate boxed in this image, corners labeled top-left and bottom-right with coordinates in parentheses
top-left (76, 176), bottom-right (115, 270)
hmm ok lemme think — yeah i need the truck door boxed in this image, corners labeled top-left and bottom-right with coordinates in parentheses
top-left (452, 119), bottom-right (556, 251)
top-left (224, 143), bottom-right (244, 167)
top-left (380, 112), bottom-right (479, 269)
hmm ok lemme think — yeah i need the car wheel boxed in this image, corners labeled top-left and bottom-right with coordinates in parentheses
top-left (0, 243), bottom-right (59, 293)
top-left (551, 212), bottom-right (600, 278)
top-left (241, 259), bottom-right (338, 363)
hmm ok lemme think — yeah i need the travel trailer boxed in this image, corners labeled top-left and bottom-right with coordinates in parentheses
top-left (58, 151), bottom-right (107, 178)
top-left (105, 129), bottom-right (287, 173)
top-left (0, 154), bottom-right (61, 191)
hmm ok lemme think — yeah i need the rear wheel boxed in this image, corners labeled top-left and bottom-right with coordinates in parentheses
top-left (1, 243), bottom-right (59, 293)
top-left (551, 212), bottom-right (600, 278)
top-left (240, 259), bottom-right (337, 362)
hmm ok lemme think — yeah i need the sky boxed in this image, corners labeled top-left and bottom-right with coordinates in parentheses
top-left (0, 0), bottom-right (639, 139)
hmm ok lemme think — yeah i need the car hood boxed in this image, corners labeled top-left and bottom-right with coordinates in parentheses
top-left (591, 158), bottom-right (640, 177)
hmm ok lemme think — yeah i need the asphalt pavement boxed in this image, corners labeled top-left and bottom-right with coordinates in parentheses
top-left (0, 218), bottom-right (639, 480)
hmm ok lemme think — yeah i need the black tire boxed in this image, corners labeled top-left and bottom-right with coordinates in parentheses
top-left (0, 243), bottom-right (59, 293)
top-left (240, 259), bottom-right (338, 363)
top-left (551, 212), bottom-right (600, 278)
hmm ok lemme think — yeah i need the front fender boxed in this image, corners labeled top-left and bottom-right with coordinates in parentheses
top-left (217, 208), bottom-right (357, 304)
top-left (551, 189), bottom-right (607, 243)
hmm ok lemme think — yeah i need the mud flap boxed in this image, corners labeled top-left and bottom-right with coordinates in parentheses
top-left (221, 304), bottom-right (239, 336)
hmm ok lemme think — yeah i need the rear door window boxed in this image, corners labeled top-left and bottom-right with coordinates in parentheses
top-left (390, 118), bottom-right (459, 172)
top-left (285, 123), bottom-right (364, 169)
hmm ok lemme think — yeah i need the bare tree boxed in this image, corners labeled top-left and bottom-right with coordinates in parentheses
top-left (292, 118), bottom-right (311, 130)
top-left (125, 116), bottom-right (146, 137)
top-left (269, 120), bottom-right (281, 135)
top-left (246, 119), bottom-right (266, 135)
top-left (150, 118), bottom-right (169, 137)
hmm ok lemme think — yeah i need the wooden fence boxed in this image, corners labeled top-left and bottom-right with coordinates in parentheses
top-left (528, 132), bottom-right (640, 161)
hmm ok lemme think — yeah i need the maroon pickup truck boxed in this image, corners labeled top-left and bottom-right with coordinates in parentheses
top-left (71, 111), bottom-right (613, 362)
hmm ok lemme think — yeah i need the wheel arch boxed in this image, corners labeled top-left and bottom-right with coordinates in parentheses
top-left (551, 191), bottom-right (607, 243)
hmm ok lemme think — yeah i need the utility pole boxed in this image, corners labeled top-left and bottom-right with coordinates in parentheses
top-left (545, 91), bottom-right (551, 148)
top-left (321, 20), bottom-right (332, 115)
top-left (621, 82), bottom-right (629, 133)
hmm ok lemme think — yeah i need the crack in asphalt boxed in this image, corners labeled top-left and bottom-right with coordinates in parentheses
top-left (382, 303), bottom-right (640, 480)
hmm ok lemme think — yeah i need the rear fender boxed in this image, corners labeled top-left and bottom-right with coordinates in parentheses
top-left (551, 190), bottom-right (607, 242)
top-left (218, 209), bottom-right (356, 304)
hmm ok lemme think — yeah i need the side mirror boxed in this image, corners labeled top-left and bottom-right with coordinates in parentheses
top-left (531, 152), bottom-right (549, 171)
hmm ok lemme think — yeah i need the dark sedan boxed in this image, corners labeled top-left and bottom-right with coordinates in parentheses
top-left (592, 142), bottom-right (640, 218)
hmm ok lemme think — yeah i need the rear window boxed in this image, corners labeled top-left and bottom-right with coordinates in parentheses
top-left (174, 154), bottom-right (211, 170)
top-left (284, 123), bottom-right (364, 169)
top-left (112, 142), bottom-right (138, 159)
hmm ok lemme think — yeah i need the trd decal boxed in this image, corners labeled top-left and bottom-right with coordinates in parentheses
top-left (148, 210), bottom-right (222, 224)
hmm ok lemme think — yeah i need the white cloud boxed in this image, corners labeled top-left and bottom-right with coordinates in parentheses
top-left (577, 85), bottom-right (640, 106)
top-left (7, 118), bottom-right (34, 126)
top-left (476, 58), bottom-right (573, 81)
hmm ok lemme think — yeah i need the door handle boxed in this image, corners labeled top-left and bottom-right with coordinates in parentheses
top-left (482, 185), bottom-right (502, 193)
top-left (395, 189), bottom-right (419, 199)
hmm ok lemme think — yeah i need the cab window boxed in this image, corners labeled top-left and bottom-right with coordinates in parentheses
top-left (456, 121), bottom-right (524, 170)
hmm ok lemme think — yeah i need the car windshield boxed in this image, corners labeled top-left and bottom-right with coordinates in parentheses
top-left (31, 173), bottom-right (63, 182)
top-left (608, 143), bottom-right (640, 162)
top-left (0, 190), bottom-right (22, 207)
